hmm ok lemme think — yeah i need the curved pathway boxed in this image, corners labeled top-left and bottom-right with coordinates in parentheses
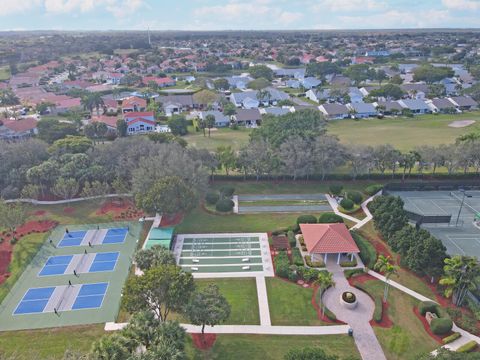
top-left (323, 260), bottom-right (386, 360)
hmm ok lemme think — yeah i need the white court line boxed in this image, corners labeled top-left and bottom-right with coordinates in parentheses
top-left (406, 197), bottom-right (424, 214)
top-left (181, 263), bottom-right (264, 267)
top-left (180, 255), bottom-right (263, 260)
top-left (430, 200), bottom-right (448, 214)
top-left (445, 235), bottom-right (466, 255)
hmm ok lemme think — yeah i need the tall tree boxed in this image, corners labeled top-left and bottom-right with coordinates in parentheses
top-left (0, 200), bottom-right (27, 231)
top-left (134, 245), bottom-right (176, 272)
top-left (313, 271), bottom-right (335, 316)
top-left (374, 255), bottom-right (398, 302)
top-left (205, 114), bottom-right (216, 137)
top-left (440, 256), bottom-right (480, 306)
top-left (215, 146), bottom-right (236, 176)
top-left (52, 177), bottom-right (79, 201)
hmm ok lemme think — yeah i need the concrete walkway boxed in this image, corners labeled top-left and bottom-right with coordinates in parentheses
top-left (256, 276), bottom-right (271, 326)
top-left (367, 270), bottom-right (433, 302)
top-left (5, 193), bottom-right (132, 205)
top-left (325, 194), bottom-right (360, 224)
top-left (323, 261), bottom-right (386, 360)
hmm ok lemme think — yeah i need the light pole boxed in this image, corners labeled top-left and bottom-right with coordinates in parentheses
top-left (456, 189), bottom-right (473, 227)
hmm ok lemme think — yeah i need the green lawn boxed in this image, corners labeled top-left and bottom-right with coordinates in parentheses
top-left (352, 278), bottom-right (438, 360)
top-left (239, 199), bottom-right (328, 206)
top-left (328, 112), bottom-right (480, 151)
top-left (0, 66), bottom-right (10, 81)
top-left (186, 334), bottom-right (360, 360)
top-left (176, 206), bottom-right (304, 233)
top-left (0, 325), bottom-right (104, 359)
top-left (0, 233), bottom-right (46, 304)
top-left (193, 278), bottom-right (260, 325)
top-left (266, 277), bottom-right (326, 326)
top-left (185, 127), bottom-right (253, 151)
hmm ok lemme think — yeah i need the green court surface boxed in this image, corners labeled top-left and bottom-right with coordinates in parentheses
top-left (0, 222), bottom-right (142, 331)
top-left (178, 235), bottom-right (266, 274)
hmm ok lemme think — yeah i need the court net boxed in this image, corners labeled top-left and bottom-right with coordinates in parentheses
top-left (54, 284), bottom-right (73, 313)
top-left (450, 191), bottom-right (480, 216)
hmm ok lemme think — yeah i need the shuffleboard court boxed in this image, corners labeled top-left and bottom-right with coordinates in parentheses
top-left (174, 233), bottom-right (274, 277)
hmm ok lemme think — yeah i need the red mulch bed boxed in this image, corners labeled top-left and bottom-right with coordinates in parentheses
top-left (191, 333), bottom-right (217, 350)
top-left (370, 301), bottom-right (394, 328)
top-left (272, 235), bottom-right (289, 251)
top-left (413, 307), bottom-right (446, 344)
top-left (348, 273), bottom-right (377, 285)
top-left (0, 220), bottom-right (58, 285)
top-left (160, 213), bottom-right (183, 226)
top-left (33, 210), bottom-right (47, 216)
top-left (96, 200), bottom-right (144, 220)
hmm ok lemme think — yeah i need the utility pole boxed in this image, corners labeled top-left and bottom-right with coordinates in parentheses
top-left (455, 189), bottom-right (472, 226)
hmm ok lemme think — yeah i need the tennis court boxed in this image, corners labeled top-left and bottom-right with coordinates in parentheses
top-left (38, 252), bottom-right (119, 276)
top-left (174, 233), bottom-right (274, 277)
top-left (13, 282), bottom-right (108, 315)
top-left (389, 190), bottom-right (480, 258)
top-left (0, 221), bottom-right (141, 331)
top-left (57, 227), bottom-right (128, 248)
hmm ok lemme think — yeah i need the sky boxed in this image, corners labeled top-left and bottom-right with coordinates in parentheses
top-left (1, 0), bottom-right (480, 31)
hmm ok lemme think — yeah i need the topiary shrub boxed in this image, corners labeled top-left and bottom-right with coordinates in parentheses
top-left (430, 317), bottom-right (453, 335)
top-left (442, 332), bottom-right (461, 344)
top-left (276, 262), bottom-right (289, 278)
top-left (296, 214), bottom-right (317, 225)
top-left (220, 185), bottom-right (235, 197)
top-left (272, 228), bottom-right (288, 236)
top-left (287, 230), bottom-right (296, 248)
top-left (457, 340), bottom-right (478, 353)
top-left (365, 184), bottom-right (383, 196)
top-left (419, 301), bottom-right (439, 316)
top-left (340, 198), bottom-right (354, 210)
top-left (292, 248), bottom-right (304, 266)
top-left (215, 199), bottom-right (234, 212)
top-left (318, 212), bottom-right (344, 224)
top-left (344, 268), bottom-right (364, 279)
top-left (205, 191), bottom-right (220, 205)
top-left (347, 191), bottom-right (363, 204)
top-left (373, 297), bottom-right (383, 323)
top-left (329, 184), bottom-right (343, 196)
top-left (288, 270), bottom-right (299, 282)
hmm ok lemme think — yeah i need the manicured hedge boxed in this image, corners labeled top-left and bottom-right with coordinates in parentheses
top-left (365, 184), bottom-right (383, 196)
top-left (419, 301), bottom-right (439, 316)
top-left (373, 297), bottom-right (383, 323)
top-left (292, 248), bottom-right (304, 266)
top-left (457, 340), bottom-right (478, 353)
top-left (215, 198), bottom-right (234, 212)
top-left (340, 198), bottom-right (354, 210)
top-left (287, 230), bottom-right (296, 247)
top-left (344, 268), bottom-right (364, 279)
top-left (296, 214), bottom-right (317, 225)
top-left (220, 185), bottom-right (235, 197)
top-left (304, 255), bottom-right (325, 268)
top-left (318, 212), bottom-right (344, 224)
top-left (329, 184), bottom-right (343, 195)
top-left (272, 228), bottom-right (288, 236)
top-left (340, 259), bottom-right (357, 267)
top-left (430, 317), bottom-right (453, 335)
top-left (275, 251), bottom-right (291, 278)
top-left (205, 191), bottom-right (220, 205)
top-left (347, 191), bottom-right (363, 204)
top-left (351, 231), bottom-right (377, 268)
top-left (442, 332), bottom-right (461, 344)
top-left (323, 306), bottom-right (337, 321)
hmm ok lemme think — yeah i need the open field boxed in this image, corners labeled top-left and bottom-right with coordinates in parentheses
top-left (0, 66), bottom-right (10, 81)
top-left (185, 127), bottom-right (253, 151)
top-left (328, 112), bottom-right (480, 151)
top-left (186, 334), bottom-right (359, 360)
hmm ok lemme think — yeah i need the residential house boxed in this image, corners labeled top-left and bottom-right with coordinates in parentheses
top-left (90, 115), bottom-right (118, 131)
top-left (261, 107), bottom-right (291, 116)
top-left (426, 98), bottom-right (457, 114)
top-left (400, 84), bottom-right (429, 99)
top-left (373, 100), bottom-right (403, 115)
top-left (318, 103), bottom-right (350, 120)
top-left (348, 102), bottom-right (377, 118)
top-left (327, 74), bottom-right (352, 87)
top-left (142, 76), bottom-right (176, 88)
top-left (199, 110), bottom-right (230, 128)
top-left (306, 89), bottom-right (331, 103)
top-left (159, 94), bottom-right (195, 116)
top-left (447, 96), bottom-right (478, 111)
top-left (398, 99), bottom-right (431, 114)
top-left (286, 79), bottom-right (301, 89)
top-left (230, 91), bottom-right (260, 108)
top-left (103, 98), bottom-right (119, 115)
top-left (53, 97), bottom-right (82, 115)
top-left (348, 87), bottom-right (364, 103)
top-left (0, 118), bottom-right (38, 140)
top-left (301, 77), bottom-right (322, 90)
top-left (273, 68), bottom-right (306, 79)
top-left (124, 111), bottom-right (156, 135)
top-left (122, 96), bottom-right (147, 113)
top-left (225, 75), bottom-right (253, 90)
top-left (234, 108), bottom-right (262, 127)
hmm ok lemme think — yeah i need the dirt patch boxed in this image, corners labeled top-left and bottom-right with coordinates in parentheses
top-left (348, 273), bottom-right (377, 285)
top-left (448, 120), bottom-right (476, 128)
top-left (160, 213), bottom-right (183, 226)
top-left (413, 306), bottom-right (446, 344)
top-left (191, 333), bottom-right (217, 350)
top-left (97, 199), bottom-right (144, 220)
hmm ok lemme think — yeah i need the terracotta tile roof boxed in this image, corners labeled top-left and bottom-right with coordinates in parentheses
top-left (124, 111), bottom-right (154, 119)
top-left (2, 118), bottom-right (37, 132)
top-left (128, 118), bottom-right (156, 126)
top-left (300, 223), bottom-right (359, 254)
top-left (122, 96), bottom-right (147, 108)
top-left (91, 115), bottom-right (118, 129)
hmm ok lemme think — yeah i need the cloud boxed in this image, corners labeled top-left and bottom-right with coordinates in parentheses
top-left (442, 0), bottom-right (480, 10)
top-left (313, 0), bottom-right (386, 12)
top-left (43, 0), bottom-right (144, 17)
top-left (0, 0), bottom-right (42, 16)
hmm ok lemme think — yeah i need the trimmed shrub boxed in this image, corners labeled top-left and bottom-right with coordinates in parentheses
top-left (347, 191), bottom-right (363, 204)
top-left (298, 235), bottom-right (305, 246)
top-left (298, 267), bottom-right (324, 282)
top-left (304, 255), bottom-right (325, 268)
top-left (292, 248), bottom-right (304, 266)
top-left (219, 185), bottom-right (235, 197)
top-left (318, 212), bottom-right (344, 224)
top-left (215, 199), bottom-right (234, 212)
top-left (205, 191), bottom-right (220, 205)
top-left (296, 214), bottom-right (317, 225)
top-left (340, 198), bottom-right (354, 210)
top-left (457, 340), bottom-right (478, 353)
top-left (340, 259), bottom-right (357, 267)
top-left (272, 228), bottom-right (288, 236)
top-left (276, 262), bottom-right (289, 278)
top-left (419, 301), bottom-right (439, 316)
top-left (365, 184), bottom-right (383, 196)
top-left (373, 297), bottom-right (383, 323)
top-left (329, 184), bottom-right (343, 195)
top-left (288, 270), bottom-right (299, 282)
top-left (351, 231), bottom-right (377, 268)
top-left (430, 317), bottom-right (453, 335)
top-left (344, 268), bottom-right (364, 279)
top-left (323, 306), bottom-right (337, 321)
top-left (287, 230), bottom-right (296, 247)
top-left (442, 332), bottom-right (461, 344)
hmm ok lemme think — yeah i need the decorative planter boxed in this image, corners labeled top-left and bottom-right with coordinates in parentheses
top-left (340, 291), bottom-right (358, 309)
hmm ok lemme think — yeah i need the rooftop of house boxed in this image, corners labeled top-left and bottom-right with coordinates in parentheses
top-left (299, 223), bottom-right (360, 254)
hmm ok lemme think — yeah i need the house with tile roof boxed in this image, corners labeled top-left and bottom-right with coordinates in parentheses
top-left (122, 96), bottom-right (147, 113)
top-left (299, 223), bottom-right (360, 264)
top-left (0, 118), bottom-right (38, 140)
top-left (123, 111), bottom-right (156, 135)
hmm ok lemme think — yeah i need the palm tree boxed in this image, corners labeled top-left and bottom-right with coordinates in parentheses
top-left (440, 256), bottom-right (480, 306)
top-left (374, 255), bottom-right (398, 303)
top-left (205, 114), bottom-right (215, 137)
top-left (313, 271), bottom-right (335, 316)
top-left (81, 93), bottom-right (105, 116)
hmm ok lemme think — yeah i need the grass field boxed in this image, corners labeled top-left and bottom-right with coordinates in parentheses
top-left (186, 334), bottom-right (360, 360)
top-left (194, 278), bottom-right (260, 325)
top-left (355, 279), bottom-right (438, 360)
top-left (238, 199), bottom-right (328, 206)
top-left (0, 66), bottom-right (11, 81)
top-left (185, 127), bottom-right (253, 151)
top-left (266, 278), bottom-right (326, 326)
top-left (328, 112), bottom-right (480, 151)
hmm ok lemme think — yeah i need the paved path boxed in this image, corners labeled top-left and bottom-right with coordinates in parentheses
top-left (239, 205), bottom-right (332, 213)
top-left (256, 276), bottom-right (271, 326)
top-left (325, 194), bottom-right (361, 224)
top-left (323, 261), bottom-right (386, 360)
top-left (367, 270), bottom-right (433, 302)
top-left (351, 195), bottom-right (376, 230)
top-left (5, 193), bottom-right (132, 205)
